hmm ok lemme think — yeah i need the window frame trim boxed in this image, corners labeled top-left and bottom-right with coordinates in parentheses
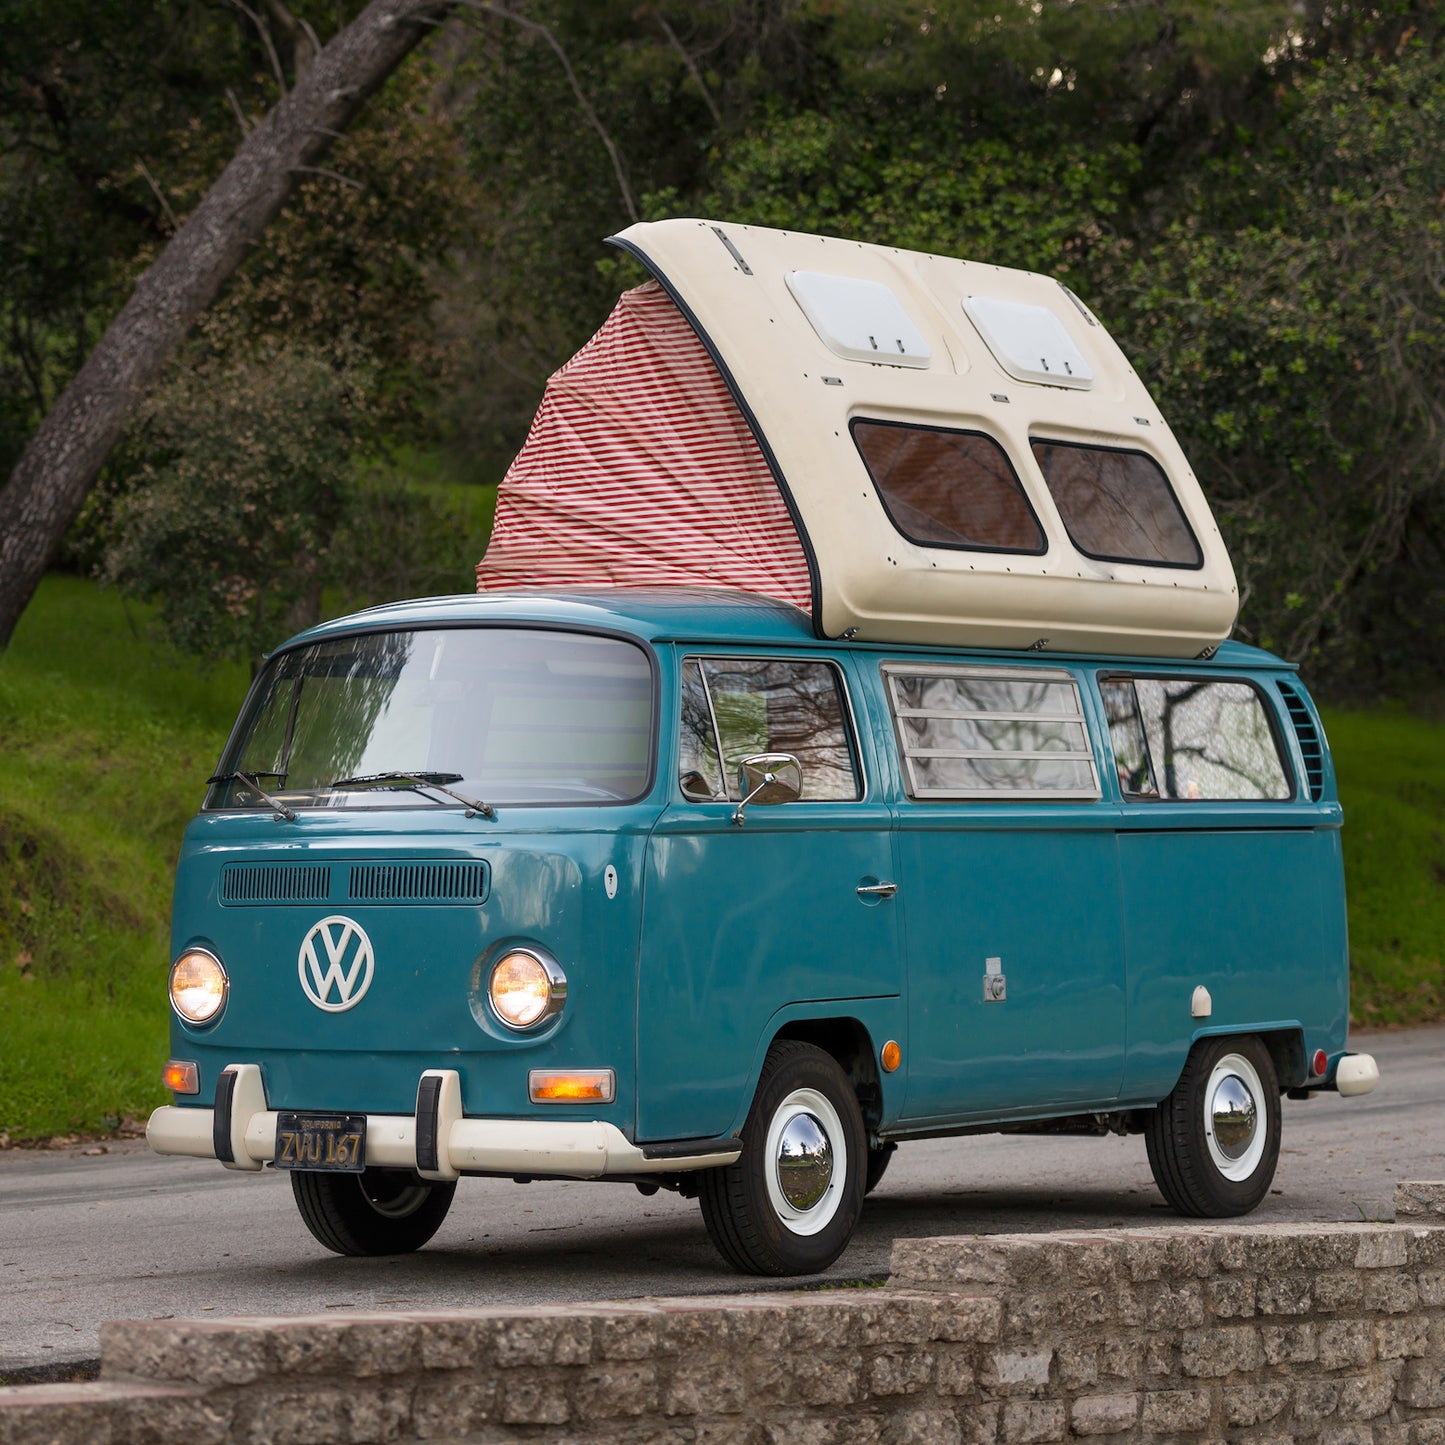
top-left (850, 416), bottom-right (1051, 559)
top-left (676, 651), bottom-right (869, 805)
top-left (1096, 670), bottom-right (1299, 804)
top-left (882, 661), bottom-right (1102, 802)
top-left (1029, 435), bottom-right (1205, 571)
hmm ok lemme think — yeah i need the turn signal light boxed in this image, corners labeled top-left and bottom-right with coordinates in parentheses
top-left (528, 1069), bottom-right (615, 1104)
top-left (163, 1059), bottom-right (200, 1095)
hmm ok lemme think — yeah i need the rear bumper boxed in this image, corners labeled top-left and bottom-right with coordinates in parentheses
top-left (147, 1064), bottom-right (740, 1180)
top-left (1334, 1052), bottom-right (1380, 1097)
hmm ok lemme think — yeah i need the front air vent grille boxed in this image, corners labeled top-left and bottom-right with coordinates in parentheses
top-left (349, 862), bottom-right (490, 904)
top-left (220, 863), bottom-right (331, 905)
top-left (1278, 681), bottom-right (1325, 802)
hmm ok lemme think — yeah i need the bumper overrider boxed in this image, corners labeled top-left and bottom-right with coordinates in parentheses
top-left (1333, 1052), bottom-right (1380, 1097)
top-left (147, 1065), bottom-right (741, 1181)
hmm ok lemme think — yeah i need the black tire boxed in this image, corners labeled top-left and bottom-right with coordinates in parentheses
top-left (1145, 1035), bottom-right (1281, 1218)
top-left (864, 1142), bottom-right (896, 1196)
top-left (290, 1168), bottom-right (457, 1256)
top-left (698, 1040), bottom-right (866, 1276)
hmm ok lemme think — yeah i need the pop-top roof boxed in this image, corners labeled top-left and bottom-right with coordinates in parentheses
top-left (477, 218), bottom-right (1239, 658)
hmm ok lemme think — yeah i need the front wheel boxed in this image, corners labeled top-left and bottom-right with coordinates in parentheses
top-left (291, 1168), bottom-right (457, 1256)
top-left (1145, 1035), bottom-right (1281, 1217)
top-left (698, 1040), bottom-right (866, 1276)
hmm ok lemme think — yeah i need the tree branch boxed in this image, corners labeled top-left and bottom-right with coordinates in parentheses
top-left (225, 86), bottom-right (254, 136)
top-left (226, 0), bottom-right (290, 94)
top-left (135, 159), bottom-right (180, 232)
top-left (652, 9), bottom-right (722, 126)
top-left (290, 163), bottom-right (365, 189)
top-left (451, 0), bottom-right (638, 222)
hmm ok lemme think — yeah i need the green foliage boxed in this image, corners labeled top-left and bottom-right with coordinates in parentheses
top-left (663, 110), bottom-right (1137, 277)
top-left (0, 575), bottom-right (247, 1140)
top-left (6, 0), bottom-right (1445, 695)
top-left (1325, 704), bottom-right (1445, 1026)
top-left (100, 342), bottom-right (363, 664)
top-left (95, 343), bottom-right (496, 666)
top-left (1105, 45), bottom-right (1445, 681)
top-left (0, 0), bottom-right (362, 477)
top-left (331, 468), bottom-right (498, 608)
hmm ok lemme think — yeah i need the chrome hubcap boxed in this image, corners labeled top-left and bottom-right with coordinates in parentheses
top-left (1204, 1051), bottom-right (1268, 1182)
top-left (1210, 1074), bottom-right (1258, 1160)
top-left (763, 1085), bottom-right (848, 1236)
top-left (775, 1111), bottom-right (833, 1210)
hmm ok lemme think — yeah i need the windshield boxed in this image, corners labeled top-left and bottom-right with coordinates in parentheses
top-left (208, 627), bottom-right (655, 811)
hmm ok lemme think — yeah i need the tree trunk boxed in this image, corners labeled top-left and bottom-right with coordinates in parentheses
top-left (0, 0), bottom-right (451, 649)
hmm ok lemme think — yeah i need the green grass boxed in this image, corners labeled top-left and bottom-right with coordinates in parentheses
top-left (0, 576), bottom-right (248, 1140)
top-left (1324, 705), bottom-right (1445, 1027)
top-left (0, 577), bottom-right (1439, 1138)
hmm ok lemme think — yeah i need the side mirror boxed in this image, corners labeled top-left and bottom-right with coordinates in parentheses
top-left (732, 753), bottom-right (803, 826)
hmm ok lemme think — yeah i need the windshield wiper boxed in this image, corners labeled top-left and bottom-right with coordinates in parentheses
top-left (326, 771), bottom-right (495, 819)
top-left (207, 770), bottom-right (297, 823)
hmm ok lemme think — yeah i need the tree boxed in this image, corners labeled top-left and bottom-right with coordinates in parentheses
top-left (1105, 43), bottom-right (1445, 683)
top-left (0, 0), bottom-right (454, 649)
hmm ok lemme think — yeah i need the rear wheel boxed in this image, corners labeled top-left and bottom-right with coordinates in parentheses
top-left (699, 1040), bottom-right (866, 1276)
top-left (1145, 1035), bottom-right (1280, 1217)
top-left (291, 1168), bottom-right (456, 1256)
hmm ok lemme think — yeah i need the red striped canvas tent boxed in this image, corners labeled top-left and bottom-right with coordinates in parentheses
top-left (475, 281), bottom-right (812, 612)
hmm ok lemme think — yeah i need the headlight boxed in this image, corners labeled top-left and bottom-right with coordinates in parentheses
top-left (488, 947), bottom-right (566, 1030)
top-left (170, 948), bottom-right (229, 1024)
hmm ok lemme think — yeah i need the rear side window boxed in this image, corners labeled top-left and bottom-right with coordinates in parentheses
top-left (853, 419), bottom-right (1046, 554)
top-left (884, 664), bottom-right (1099, 800)
top-left (1100, 677), bottom-right (1291, 801)
top-left (678, 657), bottom-right (860, 802)
top-left (1030, 439), bottom-right (1201, 567)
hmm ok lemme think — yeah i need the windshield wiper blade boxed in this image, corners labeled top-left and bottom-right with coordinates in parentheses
top-left (207, 770), bottom-right (297, 823)
top-left (327, 771), bottom-right (495, 819)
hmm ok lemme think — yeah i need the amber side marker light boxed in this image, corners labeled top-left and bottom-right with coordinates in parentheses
top-left (881, 1040), bottom-right (902, 1073)
top-left (528, 1069), bottom-right (615, 1104)
top-left (163, 1059), bottom-right (200, 1095)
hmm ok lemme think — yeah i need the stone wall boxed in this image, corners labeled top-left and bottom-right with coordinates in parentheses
top-left (2, 1186), bottom-right (1443, 1444)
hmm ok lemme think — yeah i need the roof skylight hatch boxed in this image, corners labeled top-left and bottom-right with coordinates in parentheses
top-left (785, 271), bottom-right (932, 369)
top-left (962, 295), bottom-right (1094, 389)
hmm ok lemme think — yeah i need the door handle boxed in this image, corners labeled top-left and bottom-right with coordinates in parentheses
top-left (856, 881), bottom-right (898, 899)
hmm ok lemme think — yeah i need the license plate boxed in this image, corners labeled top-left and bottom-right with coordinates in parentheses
top-left (275, 1112), bottom-right (367, 1173)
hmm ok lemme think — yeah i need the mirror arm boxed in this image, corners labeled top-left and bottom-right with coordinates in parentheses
top-left (731, 772), bottom-right (778, 827)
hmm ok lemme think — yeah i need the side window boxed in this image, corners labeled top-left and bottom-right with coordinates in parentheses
top-left (678, 660), bottom-right (724, 800)
top-left (1102, 676), bottom-right (1292, 801)
top-left (852, 419), bottom-right (1047, 554)
top-left (677, 657), bottom-right (860, 802)
top-left (1030, 439), bottom-right (1202, 568)
top-left (885, 664), bottom-right (1099, 800)
top-left (1099, 679), bottom-right (1159, 798)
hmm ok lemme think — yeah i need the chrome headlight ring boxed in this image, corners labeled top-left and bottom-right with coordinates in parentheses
top-left (486, 945), bottom-right (567, 1032)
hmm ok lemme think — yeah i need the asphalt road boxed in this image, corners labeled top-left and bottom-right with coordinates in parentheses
top-left (2, 1026), bottom-right (1441, 1374)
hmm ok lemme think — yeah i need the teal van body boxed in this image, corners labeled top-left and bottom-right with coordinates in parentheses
top-left (148, 219), bottom-right (1376, 1274)
top-left (150, 586), bottom-right (1367, 1274)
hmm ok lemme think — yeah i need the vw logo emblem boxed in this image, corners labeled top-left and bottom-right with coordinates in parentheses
top-left (298, 915), bottom-right (375, 1013)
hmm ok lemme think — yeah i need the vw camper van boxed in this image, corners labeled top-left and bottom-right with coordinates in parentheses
top-left (148, 220), bottom-right (1378, 1276)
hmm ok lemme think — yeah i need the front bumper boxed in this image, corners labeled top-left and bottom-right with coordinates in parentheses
top-left (147, 1064), bottom-right (740, 1181)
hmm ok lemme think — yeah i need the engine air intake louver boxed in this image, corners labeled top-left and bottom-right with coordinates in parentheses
top-left (1277, 681), bottom-right (1324, 802)
top-left (220, 863), bottom-right (331, 904)
top-left (349, 862), bottom-right (490, 904)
